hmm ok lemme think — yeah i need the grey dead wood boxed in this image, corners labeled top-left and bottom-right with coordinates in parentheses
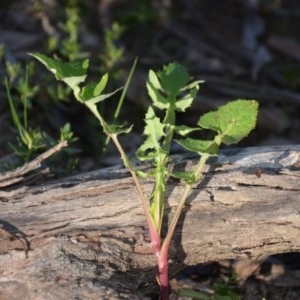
top-left (0, 145), bottom-right (300, 299)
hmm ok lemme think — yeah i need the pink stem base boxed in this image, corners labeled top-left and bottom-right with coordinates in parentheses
top-left (156, 249), bottom-right (170, 300)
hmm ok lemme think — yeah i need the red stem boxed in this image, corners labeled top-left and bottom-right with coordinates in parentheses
top-left (148, 222), bottom-right (170, 299)
top-left (156, 247), bottom-right (170, 300)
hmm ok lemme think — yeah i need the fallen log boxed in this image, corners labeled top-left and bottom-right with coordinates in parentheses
top-left (0, 145), bottom-right (300, 299)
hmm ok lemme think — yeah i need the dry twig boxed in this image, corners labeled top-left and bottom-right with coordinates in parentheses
top-left (0, 140), bottom-right (67, 188)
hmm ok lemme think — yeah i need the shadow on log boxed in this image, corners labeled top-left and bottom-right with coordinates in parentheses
top-left (0, 145), bottom-right (300, 299)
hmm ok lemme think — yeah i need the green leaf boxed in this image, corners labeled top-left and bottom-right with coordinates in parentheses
top-left (146, 80), bottom-right (168, 110)
top-left (136, 106), bottom-right (165, 160)
top-left (142, 107), bottom-right (165, 148)
top-left (85, 102), bottom-right (131, 137)
top-left (19, 126), bottom-right (32, 149)
top-left (80, 73), bottom-right (108, 100)
top-left (158, 62), bottom-right (189, 96)
top-left (136, 170), bottom-right (149, 179)
top-left (174, 125), bottom-right (199, 136)
top-left (180, 80), bottom-right (204, 91)
top-left (29, 53), bottom-right (88, 91)
top-left (175, 86), bottom-right (199, 112)
top-left (95, 73), bottom-right (108, 95)
top-left (84, 87), bottom-right (122, 105)
top-left (104, 123), bottom-right (133, 135)
top-left (175, 138), bottom-right (219, 156)
top-left (146, 63), bottom-right (202, 112)
top-left (80, 82), bottom-right (101, 101)
top-left (148, 69), bottom-right (162, 90)
top-left (198, 100), bottom-right (259, 145)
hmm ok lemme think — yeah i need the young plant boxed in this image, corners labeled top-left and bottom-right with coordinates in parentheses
top-left (42, 0), bottom-right (88, 61)
top-left (99, 22), bottom-right (125, 78)
top-left (3, 61), bottom-right (77, 172)
top-left (30, 53), bottom-right (258, 300)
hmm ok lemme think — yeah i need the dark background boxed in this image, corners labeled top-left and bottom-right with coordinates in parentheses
top-left (1, 0), bottom-right (300, 174)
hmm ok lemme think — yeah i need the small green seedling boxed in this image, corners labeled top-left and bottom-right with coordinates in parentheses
top-left (3, 59), bottom-right (77, 172)
top-left (99, 22), bottom-right (125, 78)
top-left (4, 73), bottom-right (76, 165)
top-left (30, 53), bottom-right (258, 300)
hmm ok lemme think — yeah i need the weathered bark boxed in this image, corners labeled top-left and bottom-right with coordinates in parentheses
top-left (0, 145), bottom-right (300, 299)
